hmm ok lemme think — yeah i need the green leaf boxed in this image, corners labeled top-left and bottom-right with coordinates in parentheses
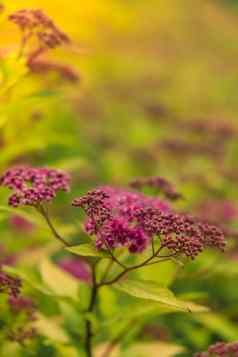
top-left (102, 302), bottom-right (183, 328)
top-left (99, 286), bottom-right (119, 319)
top-left (59, 302), bottom-right (85, 337)
top-left (1, 342), bottom-right (21, 357)
top-left (123, 342), bottom-right (184, 357)
top-left (114, 279), bottom-right (208, 313)
top-left (95, 342), bottom-right (184, 357)
top-left (0, 56), bottom-right (28, 93)
top-left (3, 265), bottom-right (54, 296)
top-left (33, 313), bottom-right (69, 343)
top-left (0, 205), bottom-right (39, 224)
top-left (54, 345), bottom-right (79, 357)
top-left (66, 243), bottom-right (110, 258)
top-left (40, 259), bottom-right (79, 300)
top-left (193, 312), bottom-right (238, 341)
top-left (137, 259), bottom-right (177, 287)
top-left (27, 90), bottom-right (58, 98)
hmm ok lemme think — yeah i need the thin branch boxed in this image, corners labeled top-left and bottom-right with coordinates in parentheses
top-left (17, 31), bottom-right (32, 59)
top-left (37, 205), bottom-right (70, 247)
top-left (101, 259), bottom-right (115, 283)
top-left (103, 240), bottom-right (127, 269)
top-left (98, 245), bottom-right (165, 287)
top-left (144, 257), bottom-right (172, 266)
top-left (156, 253), bottom-right (178, 259)
top-left (85, 263), bottom-right (98, 357)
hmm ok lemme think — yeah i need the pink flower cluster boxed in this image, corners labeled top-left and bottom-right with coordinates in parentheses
top-left (9, 295), bottom-right (35, 312)
top-left (130, 176), bottom-right (182, 201)
top-left (0, 271), bottom-right (21, 298)
top-left (72, 189), bottom-right (112, 227)
top-left (194, 341), bottom-right (238, 357)
top-left (73, 186), bottom-right (225, 258)
top-left (9, 214), bottom-right (34, 234)
top-left (136, 207), bottom-right (225, 259)
top-left (9, 9), bottom-right (69, 50)
top-left (28, 59), bottom-right (80, 83)
top-left (197, 199), bottom-right (238, 225)
top-left (0, 268), bottom-right (37, 344)
top-left (0, 244), bottom-right (17, 267)
top-left (73, 186), bottom-right (169, 254)
top-left (0, 167), bottom-right (70, 207)
top-left (59, 257), bottom-right (91, 283)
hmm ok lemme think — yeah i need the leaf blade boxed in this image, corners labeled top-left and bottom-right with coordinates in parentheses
top-left (40, 259), bottom-right (79, 299)
top-left (114, 279), bottom-right (208, 313)
top-left (66, 243), bottom-right (110, 258)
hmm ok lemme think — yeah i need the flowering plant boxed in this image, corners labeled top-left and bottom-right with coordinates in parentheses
top-left (1, 4), bottom-right (238, 357)
top-left (0, 166), bottom-right (227, 356)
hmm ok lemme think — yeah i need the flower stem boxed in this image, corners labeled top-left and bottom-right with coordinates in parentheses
top-left (102, 239), bottom-right (127, 269)
top-left (37, 205), bottom-right (70, 247)
top-left (101, 259), bottom-right (115, 283)
top-left (98, 246), bottom-right (164, 287)
top-left (85, 263), bottom-right (98, 357)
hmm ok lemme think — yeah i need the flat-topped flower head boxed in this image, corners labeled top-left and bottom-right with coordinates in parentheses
top-left (73, 185), bottom-right (225, 258)
top-left (136, 207), bottom-right (225, 259)
top-left (0, 166), bottom-right (70, 207)
top-left (194, 341), bottom-right (238, 357)
top-left (73, 186), bottom-right (170, 254)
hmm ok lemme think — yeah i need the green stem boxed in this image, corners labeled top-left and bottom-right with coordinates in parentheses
top-left (101, 259), bottom-right (115, 283)
top-left (37, 205), bottom-right (70, 247)
top-left (98, 246), bottom-right (164, 287)
top-left (85, 264), bottom-right (98, 357)
top-left (101, 238), bottom-right (127, 269)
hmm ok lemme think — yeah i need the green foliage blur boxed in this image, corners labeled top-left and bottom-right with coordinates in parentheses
top-left (1, 1), bottom-right (238, 356)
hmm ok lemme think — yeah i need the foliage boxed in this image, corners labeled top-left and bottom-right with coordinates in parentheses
top-left (0, 1), bottom-right (238, 357)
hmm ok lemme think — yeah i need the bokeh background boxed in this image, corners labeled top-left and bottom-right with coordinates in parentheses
top-left (1, 1), bottom-right (238, 356)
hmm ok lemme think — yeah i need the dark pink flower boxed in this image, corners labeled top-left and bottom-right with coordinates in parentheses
top-left (9, 9), bottom-right (70, 49)
top-left (73, 186), bottom-right (170, 254)
top-left (28, 59), bottom-right (80, 82)
top-left (9, 214), bottom-right (34, 234)
top-left (0, 244), bottom-right (17, 267)
top-left (194, 341), bottom-right (238, 357)
top-left (73, 186), bottom-right (225, 258)
top-left (0, 166), bottom-right (70, 207)
top-left (136, 208), bottom-right (225, 259)
top-left (130, 176), bottom-right (182, 201)
top-left (59, 257), bottom-right (91, 283)
top-left (9, 295), bottom-right (34, 312)
top-left (197, 199), bottom-right (238, 224)
top-left (0, 271), bottom-right (21, 298)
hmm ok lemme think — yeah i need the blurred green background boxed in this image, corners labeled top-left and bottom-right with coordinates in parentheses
top-left (1, 1), bottom-right (238, 356)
